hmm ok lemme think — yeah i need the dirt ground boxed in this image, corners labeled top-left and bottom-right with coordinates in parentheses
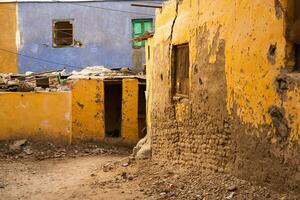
top-left (0, 155), bottom-right (146, 200)
top-left (0, 141), bottom-right (299, 200)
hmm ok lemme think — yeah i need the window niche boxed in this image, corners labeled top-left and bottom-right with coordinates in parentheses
top-left (53, 20), bottom-right (74, 48)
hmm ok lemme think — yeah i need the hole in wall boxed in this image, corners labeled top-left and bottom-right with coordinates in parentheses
top-left (138, 84), bottom-right (147, 139)
top-left (104, 81), bottom-right (122, 138)
top-left (267, 43), bottom-right (277, 65)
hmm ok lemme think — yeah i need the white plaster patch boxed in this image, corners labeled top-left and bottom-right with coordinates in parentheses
top-left (15, 101), bottom-right (29, 109)
top-left (65, 112), bottom-right (71, 121)
top-left (30, 44), bottom-right (39, 53)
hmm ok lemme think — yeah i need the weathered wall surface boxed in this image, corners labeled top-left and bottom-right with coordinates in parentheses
top-left (72, 79), bottom-right (105, 142)
top-left (0, 3), bottom-right (18, 73)
top-left (146, 38), bottom-right (153, 136)
top-left (0, 92), bottom-right (71, 142)
top-left (17, 2), bottom-right (158, 72)
top-left (121, 79), bottom-right (139, 144)
top-left (150, 0), bottom-right (300, 192)
top-left (0, 79), bottom-right (142, 144)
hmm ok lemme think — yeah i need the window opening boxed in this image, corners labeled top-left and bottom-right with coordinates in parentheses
top-left (172, 44), bottom-right (190, 97)
top-left (132, 19), bottom-right (153, 47)
top-left (53, 20), bottom-right (74, 48)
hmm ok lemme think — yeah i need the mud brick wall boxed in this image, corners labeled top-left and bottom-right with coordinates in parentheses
top-left (149, 0), bottom-right (300, 193)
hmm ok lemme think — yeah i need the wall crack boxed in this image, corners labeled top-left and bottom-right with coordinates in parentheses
top-left (169, 0), bottom-right (179, 55)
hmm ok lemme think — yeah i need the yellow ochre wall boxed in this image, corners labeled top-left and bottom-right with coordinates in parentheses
top-left (121, 79), bottom-right (139, 144)
top-left (146, 38), bottom-right (153, 134)
top-left (0, 79), bottom-right (141, 144)
top-left (0, 3), bottom-right (18, 73)
top-left (0, 92), bottom-right (72, 142)
top-left (153, 0), bottom-right (299, 142)
top-left (72, 79), bottom-right (105, 142)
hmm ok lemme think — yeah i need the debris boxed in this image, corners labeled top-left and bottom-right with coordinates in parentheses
top-left (160, 192), bottom-right (167, 196)
top-left (34, 87), bottom-right (43, 91)
top-left (227, 185), bottom-right (237, 191)
top-left (9, 139), bottom-right (27, 154)
top-left (103, 163), bottom-right (113, 172)
top-left (122, 162), bottom-right (130, 167)
top-left (68, 66), bottom-right (142, 80)
top-left (225, 192), bottom-right (236, 199)
top-left (25, 71), bottom-right (34, 76)
top-left (23, 147), bottom-right (33, 155)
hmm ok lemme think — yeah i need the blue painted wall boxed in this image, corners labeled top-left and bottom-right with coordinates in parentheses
top-left (17, 1), bottom-right (158, 72)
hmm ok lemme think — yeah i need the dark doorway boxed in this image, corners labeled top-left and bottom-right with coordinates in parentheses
top-left (138, 83), bottom-right (147, 139)
top-left (104, 81), bottom-right (122, 138)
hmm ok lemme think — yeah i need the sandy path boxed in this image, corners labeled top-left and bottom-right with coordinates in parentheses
top-left (0, 155), bottom-right (145, 200)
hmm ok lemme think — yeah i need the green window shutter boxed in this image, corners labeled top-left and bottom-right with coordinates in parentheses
top-left (144, 21), bottom-right (152, 32)
top-left (132, 19), bottom-right (153, 47)
top-left (134, 22), bottom-right (143, 35)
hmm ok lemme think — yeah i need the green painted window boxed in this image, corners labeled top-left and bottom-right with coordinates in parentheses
top-left (132, 19), bottom-right (153, 47)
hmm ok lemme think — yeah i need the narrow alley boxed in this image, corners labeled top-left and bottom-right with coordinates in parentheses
top-left (0, 0), bottom-right (300, 199)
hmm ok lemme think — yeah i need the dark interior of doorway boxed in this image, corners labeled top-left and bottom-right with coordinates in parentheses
top-left (138, 83), bottom-right (147, 139)
top-left (105, 81), bottom-right (122, 138)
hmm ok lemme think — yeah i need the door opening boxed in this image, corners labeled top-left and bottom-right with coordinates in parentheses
top-left (104, 81), bottom-right (122, 138)
top-left (138, 83), bottom-right (147, 139)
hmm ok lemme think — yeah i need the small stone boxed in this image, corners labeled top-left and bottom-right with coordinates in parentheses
top-left (32, 171), bottom-right (37, 174)
top-left (227, 185), bottom-right (237, 191)
top-left (127, 175), bottom-right (133, 181)
top-left (122, 163), bottom-right (129, 167)
top-left (225, 192), bottom-right (235, 199)
top-left (160, 192), bottom-right (167, 196)
top-left (24, 148), bottom-right (33, 155)
top-left (9, 139), bottom-right (27, 154)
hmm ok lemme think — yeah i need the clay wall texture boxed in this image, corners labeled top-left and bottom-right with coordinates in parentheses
top-left (149, 0), bottom-right (300, 192)
top-left (0, 3), bottom-right (18, 73)
top-left (0, 92), bottom-right (72, 142)
top-left (0, 79), bottom-right (141, 145)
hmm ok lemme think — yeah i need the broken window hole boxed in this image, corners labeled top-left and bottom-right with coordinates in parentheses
top-left (53, 20), bottom-right (74, 48)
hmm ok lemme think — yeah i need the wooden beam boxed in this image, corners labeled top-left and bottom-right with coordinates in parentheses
top-left (131, 3), bottom-right (162, 9)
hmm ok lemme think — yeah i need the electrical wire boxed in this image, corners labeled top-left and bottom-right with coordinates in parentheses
top-left (56, 1), bottom-right (155, 16)
top-left (0, 48), bottom-right (80, 70)
top-left (0, 1), bottom-right (156, 16)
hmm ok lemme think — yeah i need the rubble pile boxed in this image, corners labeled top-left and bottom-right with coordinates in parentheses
top-left (0, 66), bottom-right (144, 92)
top-left (0, 139), bottom-right (131, 160)
top-left (96, 159), bottom-right (299, 200)
top-left (0, 69), bottom-right (71, 92)
top-left (68, 66), bottom-right (144, 80)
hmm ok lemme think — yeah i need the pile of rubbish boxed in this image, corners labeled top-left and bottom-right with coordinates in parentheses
top-left (0, 66), bottom-right (145, 92)
top-left (68, 66), bottom-right (143, 80)
top-left (0, 69), bottom-right (70, 92)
